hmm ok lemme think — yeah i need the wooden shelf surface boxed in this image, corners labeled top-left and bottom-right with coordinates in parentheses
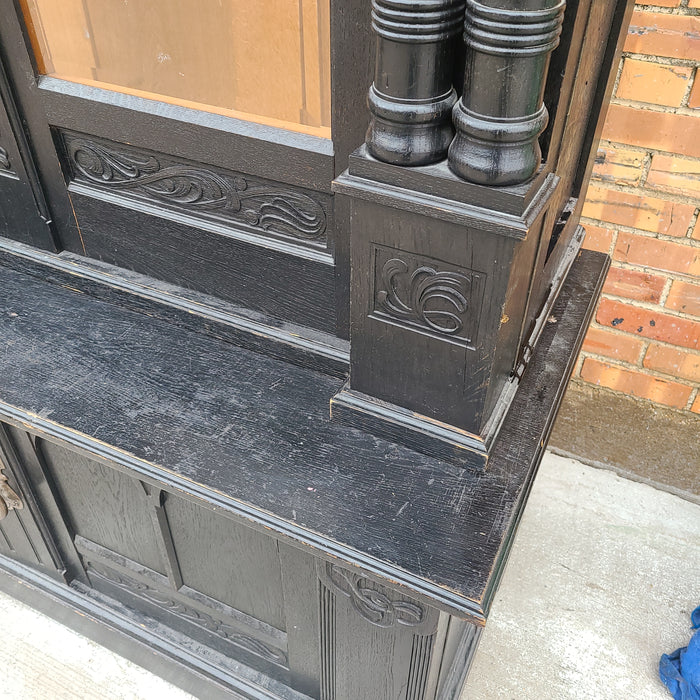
top-left (0, 249), bottom-right (608, 622)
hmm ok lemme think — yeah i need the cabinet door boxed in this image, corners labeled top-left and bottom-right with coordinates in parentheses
top-left (0, 425), bottom-right (65, 578)
top-left (34, 435), bottom-right (318, 695)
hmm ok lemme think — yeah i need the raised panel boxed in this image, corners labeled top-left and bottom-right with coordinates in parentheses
top-left (37, 439), bottom-right (166, 575)
top-left (165, 495), bottom-right (287, 631)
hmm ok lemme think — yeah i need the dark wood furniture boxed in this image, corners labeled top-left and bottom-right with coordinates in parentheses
top-left (0, 1), bottom-right (632, 698)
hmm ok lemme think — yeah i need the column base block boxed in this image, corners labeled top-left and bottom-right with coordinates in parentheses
top-left (330, 382), bottom-right (518, 471)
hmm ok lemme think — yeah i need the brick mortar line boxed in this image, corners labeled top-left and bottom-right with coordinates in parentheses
top-left (596, 291), bottom-right (700, 322)
top-left (620, 52), bottom-right (700, 69)
top-left (588, 175), bottom-right (700, 209)
top-left (588, 316), bottom-right (700, 353)
top-left (659, 275), bottom-right (674, 305)
top-left (580, 214), bottom-right (700, 244)
top-left (577, 351), bottom-right (699, 389)
top-left (597, 258), bottom-right (700, 283)
top-left (610, 97), bottom-right (700, 118)
top-left (631, 4), bottom-right (700, 16)
top-left (599, 141), bottom-right (700, 164)
top-left (595, 140), bottom-right (700, 172)
top-left (568, 375), bottom-right (700, 415)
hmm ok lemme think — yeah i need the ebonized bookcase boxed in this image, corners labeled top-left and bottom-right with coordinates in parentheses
top-left (0, 1), bottom-right (632, 698)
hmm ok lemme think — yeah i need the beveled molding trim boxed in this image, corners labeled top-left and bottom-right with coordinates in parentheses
top-left (59, 130), bottom-right (330, 247)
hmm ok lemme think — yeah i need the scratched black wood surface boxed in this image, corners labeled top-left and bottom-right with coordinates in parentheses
top-left (0, 250), bottom-right (607, 620)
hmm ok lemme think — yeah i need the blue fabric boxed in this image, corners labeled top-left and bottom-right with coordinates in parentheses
top-left (659, 606), bottom-right (700, 700)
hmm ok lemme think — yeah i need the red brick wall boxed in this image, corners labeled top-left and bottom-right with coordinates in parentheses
top-left (577, 0), bottom-right (700, 415)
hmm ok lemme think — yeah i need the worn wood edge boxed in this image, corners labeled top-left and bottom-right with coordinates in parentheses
top-left (0, 403), bottom-right (487, 624)
top-left (332, 171), bottom-right (559, 239)
top-left (0, 555), bottom-right (309, 700)
top-left (330, 384), bottom-right (489, 471)
top-left (348, 145), bottom-right (550, 216)
top-left (480, 249), bottom-right (611, 617)
top-left (0, 238), bottom-right (350, 377)
top-left (518, 223), bottom-right (587, 377)
top-left (38, 77), bottom-right (335, 193)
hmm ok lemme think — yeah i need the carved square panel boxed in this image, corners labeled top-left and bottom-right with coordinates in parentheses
top-left (370, 245), bottom-right (486, 347)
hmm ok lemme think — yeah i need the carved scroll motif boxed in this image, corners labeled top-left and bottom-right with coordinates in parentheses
top-left (323, 562), bottom-right (425, 629)
top-left (0, 146), bottom-right (11, 171)
top-left (89, 564), bottom-right (288, 667)
top-left (64, 135), bottom-right (327, 241)
top-left (371, 247), bottom-right (485, 345)
top-left (378, 258), bottom-right (470, 336)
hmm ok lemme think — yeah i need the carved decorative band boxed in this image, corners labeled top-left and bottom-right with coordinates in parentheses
top-left (372, 0), bottom-right (466, 43)
top-left (464, 0), bottom-right (565, 55)
top-left (63, 133), bottom-right (327, 242)
top-left (89, 564), bottom-right (288, 667)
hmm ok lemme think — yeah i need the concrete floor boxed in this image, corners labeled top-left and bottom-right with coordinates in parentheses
top-left (0, 452), bottom-right (698, 700)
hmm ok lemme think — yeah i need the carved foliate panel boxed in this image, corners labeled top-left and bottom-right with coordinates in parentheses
top-left (0, 145), bottom-right (12, 173)
top-left (59, 131), bottom-right (329, 246)
top-left (371, 245), bottom-right (486, 347)
top-left (88, 563), bottom-right (289, 668)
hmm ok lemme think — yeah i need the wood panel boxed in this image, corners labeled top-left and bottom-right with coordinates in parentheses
top-left (21, 0), bottom-right (331, 137)
top-left (38, 440), bottom-right (167, 575)
top-left (166, 496), bottom-right (286, 631)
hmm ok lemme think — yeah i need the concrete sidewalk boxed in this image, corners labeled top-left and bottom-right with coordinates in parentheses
top-left (0, 452), bottom-right (698, 700)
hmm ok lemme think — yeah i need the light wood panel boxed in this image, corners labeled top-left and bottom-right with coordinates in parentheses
top-left (20, 0), bottom-right (331, 137)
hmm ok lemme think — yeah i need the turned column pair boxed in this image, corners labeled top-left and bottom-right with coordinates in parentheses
top-left (366, 0), bottom-right (566, 186)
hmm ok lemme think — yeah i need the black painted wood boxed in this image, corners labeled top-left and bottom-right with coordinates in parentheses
top-left (449, 0), bottom-right (566, 185)
top-left (0, 0), bottom-right (77, 250)
top-left (0, 249), bottom-right (607, 621)
top-left (0, 238), bottom-right (349, 378)
top-left (366, 0), bottom-right (465, 165)
top-left (335, 147), bottom-right (560, 457)
top-left (0, 49), bottom-right (54, 249)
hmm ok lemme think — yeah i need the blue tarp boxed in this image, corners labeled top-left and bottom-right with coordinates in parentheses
top-left (659, 606), bottom-right (700, 700)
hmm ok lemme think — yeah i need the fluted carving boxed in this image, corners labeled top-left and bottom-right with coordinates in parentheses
top-left (449, 0), bottom-right (566, 185)
top-left (367, 0), bottom-right (466, 166)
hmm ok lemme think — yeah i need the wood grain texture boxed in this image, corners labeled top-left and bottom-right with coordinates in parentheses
top-left (66, 191), bottom-right (337, 333)
top-left (0, 250), bottom-right (608, 622)
top-left (0, 238), bottom-right (349, 377)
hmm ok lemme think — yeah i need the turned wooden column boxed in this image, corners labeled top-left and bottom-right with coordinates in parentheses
top-left (366, 0), bottom-right (466, 166)
top-left (449, 0), bottom-right (566, 185)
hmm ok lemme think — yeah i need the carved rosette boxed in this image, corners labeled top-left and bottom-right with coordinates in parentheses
top-left (367, 0), bottom-right (466, 166)
top-left (448, 0), bottom-right (566, 185)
